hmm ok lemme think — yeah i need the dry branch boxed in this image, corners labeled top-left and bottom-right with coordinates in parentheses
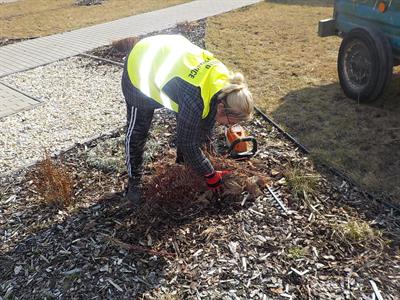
top-left (101, 234), bottom-right (176, 258)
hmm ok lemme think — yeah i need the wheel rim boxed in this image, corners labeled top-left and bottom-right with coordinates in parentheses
top-left (343, 39), bottom-right (373, 91)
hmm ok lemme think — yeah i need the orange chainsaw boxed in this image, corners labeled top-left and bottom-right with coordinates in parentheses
top-left (225, 124), bottom-right (257, 160)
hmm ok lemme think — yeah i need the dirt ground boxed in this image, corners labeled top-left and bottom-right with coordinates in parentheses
top-left (206, 0), bottom-right (400, 202)
top-left (0, 0), bottom-right (187, 40)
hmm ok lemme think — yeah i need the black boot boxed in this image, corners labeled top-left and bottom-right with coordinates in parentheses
top-left (175, 148), bottom-right (185, 165)
top-left (124, 178), bottom-right (143, 208)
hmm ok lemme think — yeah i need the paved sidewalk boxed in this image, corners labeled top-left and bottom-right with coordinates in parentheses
top-left (0, 83), bottom-right (40, 118)
top-left (0, 0), bottom-right (261, 78)
top-left (0, 0), bottom-right (261, 119)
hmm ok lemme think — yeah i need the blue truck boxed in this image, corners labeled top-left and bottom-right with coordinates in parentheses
top-left (318, 0), bottom-right (400, 102)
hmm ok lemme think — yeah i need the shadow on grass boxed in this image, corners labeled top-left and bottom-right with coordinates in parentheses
top-left (0, 191), bottom-right (244, 299)
top-left (266, 0), bottom-right (334, 7)
top-left (270, 77), bottom-right (400, 201)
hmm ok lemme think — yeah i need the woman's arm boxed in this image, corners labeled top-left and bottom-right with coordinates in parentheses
top-left (176, 88), bottom-right (214, 176)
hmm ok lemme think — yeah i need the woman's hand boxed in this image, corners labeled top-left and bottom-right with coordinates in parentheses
top-left (204, 170), bottom-right (232, 192)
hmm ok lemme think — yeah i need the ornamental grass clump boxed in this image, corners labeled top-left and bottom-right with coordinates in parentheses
top-left (32, 154), bottom-right (74, 207)
top-left (337, 220), bottom-right (382, 244)
top-left (285, 166), bottom-right (320, 198)
top-left (287, 246), bottom-right (307, 260)
top-left (328, 219), bottom-right (387, 254)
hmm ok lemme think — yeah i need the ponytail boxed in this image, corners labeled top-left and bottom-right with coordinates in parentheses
top-left (218, 72), bottom-right (254, 121)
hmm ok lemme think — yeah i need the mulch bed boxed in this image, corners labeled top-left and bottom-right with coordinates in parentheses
top-left (1, 19), bottom-right (399, 300)
top-left (1, 108), bottom-right (399, 299)
top-left (87, 19), bottom-right (207, 64)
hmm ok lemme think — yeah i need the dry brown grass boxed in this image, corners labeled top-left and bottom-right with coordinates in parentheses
top-left (31, 154), bottom-right (74, 207)
top-left (0, 0), bottom-right (187, 39)
top-left (206, 1), bottom-right (400, 201)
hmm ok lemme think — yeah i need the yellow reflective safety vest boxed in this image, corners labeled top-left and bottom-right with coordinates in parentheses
top-left (126, 35), bottom-right (230, 119)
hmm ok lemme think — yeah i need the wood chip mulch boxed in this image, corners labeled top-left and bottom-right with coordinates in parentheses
top-left (1, 110), bottom-right (399, 299)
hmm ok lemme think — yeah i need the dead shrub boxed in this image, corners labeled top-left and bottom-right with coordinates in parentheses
top-left (143, 163), bottom-right (205, 212)
top-left (31, 154), bottom-right (74, 207)
top-left (141, 151), bottom-right (270, 215)
top-left (111, 37), bottom-right (138, 54)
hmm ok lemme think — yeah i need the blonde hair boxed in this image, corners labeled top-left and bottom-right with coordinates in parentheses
top-left (218, 72), bottom-right (254, 121)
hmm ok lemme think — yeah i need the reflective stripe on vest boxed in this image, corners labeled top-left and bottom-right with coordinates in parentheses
top-left (126, 35), bottom-right (230, 119)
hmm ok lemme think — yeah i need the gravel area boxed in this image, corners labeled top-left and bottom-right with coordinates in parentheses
top-left (0, 19), bottom-right (207, 178)
top-left (0, 57), bottom-right (125, 176)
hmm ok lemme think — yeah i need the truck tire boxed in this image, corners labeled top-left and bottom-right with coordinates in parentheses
top-left (338, 27), bottom-right (393, 103)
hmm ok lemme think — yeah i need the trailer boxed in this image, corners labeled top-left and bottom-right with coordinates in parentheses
top-left (319, 0), bottom-right (400, 102)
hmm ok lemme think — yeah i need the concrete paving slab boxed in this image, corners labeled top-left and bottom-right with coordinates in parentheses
top-left (0, 83), bottom-right (41, 118)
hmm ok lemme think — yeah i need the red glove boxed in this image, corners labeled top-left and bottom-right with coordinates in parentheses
top-left (205, 170), bottom-right (232, 192)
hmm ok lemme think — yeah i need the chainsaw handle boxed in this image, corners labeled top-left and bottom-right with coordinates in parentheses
top-left (228, 136), bottom-right (258, 159)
